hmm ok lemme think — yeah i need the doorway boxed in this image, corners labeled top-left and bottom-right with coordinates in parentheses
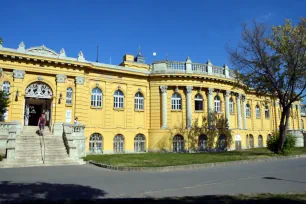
top-left (24, 98), bottom-right (52, 127)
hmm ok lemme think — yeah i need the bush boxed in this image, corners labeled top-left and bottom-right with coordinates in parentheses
top-left (266, 132), bottom-right (296, 155)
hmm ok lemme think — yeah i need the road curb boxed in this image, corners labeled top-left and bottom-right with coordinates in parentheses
top-left (87, 154), bottom-right (306, 172)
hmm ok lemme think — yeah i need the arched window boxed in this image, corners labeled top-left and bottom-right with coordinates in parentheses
top-left (246, 104), bottom-right (251, 118)
top-left (2, 81), bottom-right (10, 96)
top-left (91, 88), bottom-right (102, 107)
top-left (134, 92), bottom-right (144, 110)
top-left (66, 87), bottom-right (73, 105)
top-left (265, 106), bottom-right (270, 118)
top-left (255, 105), bottom-right (260, 118)
top-left (217, 135), bottom-right (227, 151)
top-left (214, 95), bottom-right (221, 113)
top-left (198, 134), bottom-right (208, 151)
top-left (229, 98), bottom-right (234, 113)
top-left (114, 90), bottom-right (124, 108)
top-left (194, 94), bottom-right (203, 111)
top-left (171, 93), bottom-right (182, 110)
top-left (114, 134), bottom-right (124, 153)
top-left (258, 135), bottom-right (263, 147)
top-left (134, 134), bottom-right (146, 152)
top-left (301, 119), bottom-right (304, 130)
top-left (173, 135), bottom-right (184, 152)
top-left (249, 135), bottom-right (254, 148)
top-left (89, 133), bottom-right (103, 154)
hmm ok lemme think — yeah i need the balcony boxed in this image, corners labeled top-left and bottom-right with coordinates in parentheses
top-left (151, 58), bottom-right (236, 79)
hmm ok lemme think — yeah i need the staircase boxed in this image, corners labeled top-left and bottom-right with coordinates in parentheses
top-left (0, 126), bottom-right (85, 168)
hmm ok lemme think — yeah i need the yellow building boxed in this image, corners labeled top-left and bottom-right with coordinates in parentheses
top-left (0, 42), bottom-right (304, 157)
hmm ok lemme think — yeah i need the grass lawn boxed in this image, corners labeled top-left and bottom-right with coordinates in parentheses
top-left (83, 147), bottom-right (306, 167)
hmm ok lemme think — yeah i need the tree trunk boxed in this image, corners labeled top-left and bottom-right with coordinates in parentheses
top-left (278, 106), bottom-right (290, 153)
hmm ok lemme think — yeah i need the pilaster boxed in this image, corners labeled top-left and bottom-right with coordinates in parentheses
top-left (242, 95), bottom-right (247, 129)
top-left (54, 74), bottom-right (67, 123)
top-left (11, 70), bottom-right (25, 122)
top-left (160, 85), bottom-right (168, 129)
top-left (186, 86), bottom-right (193, 128)
top-left (225, 90), bottom-right (230, 128)
top-left (237, 93), bottom-right (242, 129)
top-left (208, 88), bottom-right (214, 126)
top-left (74, 76), bottom-right (89, 125)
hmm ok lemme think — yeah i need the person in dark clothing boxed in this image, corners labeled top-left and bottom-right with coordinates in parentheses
top-left (38, 113), bottom-right (46, 136)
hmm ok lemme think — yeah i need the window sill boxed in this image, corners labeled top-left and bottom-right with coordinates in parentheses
top-left (135, 109), bottom-right (144, 112)
top-left (171, 110), bottom-right (182, 112)
top-left (256, 117), bottom-right (261, 119)
top-left (246, 116), bottom-right (251, 118)
top-left (66, 104), bottom-right (73, 107)
top-left (91, 106), bottom-right (102, 109)
top-left (230, 113), bottom-right (235, 115)
top-left (195, 110), bottom-right (204, 113)
top-left (114, 108), bottom-right (125, 111)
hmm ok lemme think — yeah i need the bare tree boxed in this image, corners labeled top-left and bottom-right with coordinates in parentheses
top-left (228, 18), bottom-right (306, 153)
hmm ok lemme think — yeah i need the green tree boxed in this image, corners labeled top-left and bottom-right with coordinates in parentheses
top-left (0, 90), bottom-right (10, 121)
top-left (228, 18), bottom-right (306, 153)
top-left (0, 37), bottom-right (3, 45)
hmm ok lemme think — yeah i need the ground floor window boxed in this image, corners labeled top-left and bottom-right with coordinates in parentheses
top-left (198, 134), bottom-right (208, 151)
top-left (134, 134), bottom-right (146, 152)
top-left (249, 135), bottom-right (254, 148)
top-left (217, 135), bottom-right (227, 151)
top-left (89, 133), bottom-right (103, 154)
top-left (173, 135), bottom-right (184, 152)
top-left (258, 135), bottom-right (263, 147)
top-left (114, 134), bottom-right (124, 153)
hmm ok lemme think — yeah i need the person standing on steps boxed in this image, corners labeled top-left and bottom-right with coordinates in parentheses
top-left (74, 117), bottom-right (78, 125)
top-left (38, 113), bottom-right (46, 136)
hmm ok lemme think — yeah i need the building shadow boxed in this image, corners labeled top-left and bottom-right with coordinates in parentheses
top-left (263, 176), bottom-right (306, 184)
top-left (0, 181), bottom-right (305, 204)
top-left (0, 181), bottom-right (106, 202)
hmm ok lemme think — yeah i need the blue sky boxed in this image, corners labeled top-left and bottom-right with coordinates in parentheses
top-left (1, 0), bottom-right (305, 66)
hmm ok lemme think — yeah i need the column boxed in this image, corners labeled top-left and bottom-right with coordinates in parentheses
top-left (242, 95), bottom-right (247, 129)
top-left (160, 85), bottom-right (168, 129)
top-left (208, 88), bottom-right (214, 126)
top-left (225, 90), bottom-right (230, 128)
top-left (237, 93), bottom-right (242, 129)
top-left (186, 86), bottom-right (193, 128)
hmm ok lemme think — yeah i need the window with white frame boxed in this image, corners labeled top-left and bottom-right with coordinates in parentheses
top-left (134, 134), bottom-right (146, 152)
top-left (246, 104), bottom-right (251, 117)
top-left (194, 93), bottom-right (203, 111)
top-left (134, 92), bottom-right (144, 110)
top-left (265, 106), bottom-right (270, 118)
top-left (91, 88), bottom-right (102, 107)
top-left (113, 134), bottom-right (124, 153)
top-left (255, 105), bottom-right (260, 118)
top-left (229, 98), bottom-right (234, 113)
top-left (214, 95), bottom-right (221, 113)
top-left (66, 87), bottom-right (73, 105)
top-left (114, 90), bottom-right (124, 108)
top-left (89, 133), bottom-right (103, 154)
top-left (171, 93), bottom-right (182, 110)
top-left (173, 135), bottom-right (184, 152)
top-left (2, 81), bottom-right (10, 96)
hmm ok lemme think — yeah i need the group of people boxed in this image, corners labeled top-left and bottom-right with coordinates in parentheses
top-left (37, 114), bottom-right (79, 136)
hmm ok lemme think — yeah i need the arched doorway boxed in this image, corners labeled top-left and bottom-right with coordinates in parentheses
top-left (24, 82), bottom-right (53, 126)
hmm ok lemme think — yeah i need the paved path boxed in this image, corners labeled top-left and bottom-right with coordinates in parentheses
top-left (0, 157), bottom-right (306, 201)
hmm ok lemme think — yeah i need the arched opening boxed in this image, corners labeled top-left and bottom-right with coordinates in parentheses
top-left (114, 134), bottom-right (124, 153)
top-left (217, 134), bottom-right (227, 151)
top-left (89, 133), bottom-right (103, 154)
top-left (198, 134), bottom-right (208, 151)
top-left (134, 134), bottom-right (146, 152)
top-left (258, 135), bottom-right (263, 148)
top-left (24, 82), bottom-right (53, 127)
top-left (173, 135), bottom-right (184, 152)
top-left (249, 134), bottom-right (254, 148)
top-left (235, 134), bottom-right (242, 150)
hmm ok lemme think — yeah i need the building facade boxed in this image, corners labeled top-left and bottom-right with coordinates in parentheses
top-left (0, 42), bottom-right (304, 155)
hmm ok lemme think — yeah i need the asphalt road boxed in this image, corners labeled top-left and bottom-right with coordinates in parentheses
top-left (0, 157), bottom-right (306, 201)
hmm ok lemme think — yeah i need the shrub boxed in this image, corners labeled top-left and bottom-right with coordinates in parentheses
top-left (267, 132), bottom-right (296, 155)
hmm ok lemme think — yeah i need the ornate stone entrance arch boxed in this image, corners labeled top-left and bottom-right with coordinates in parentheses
top-left (24, 82), bottom-right (53, 126)
top-left (25, 82), bottom-right (53, 99)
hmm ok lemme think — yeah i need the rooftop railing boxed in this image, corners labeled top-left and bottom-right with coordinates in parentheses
top-left (152, 59), bottom-right (235, 79)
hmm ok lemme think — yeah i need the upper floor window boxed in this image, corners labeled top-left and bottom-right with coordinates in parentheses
top-left (194, 93), bottom-right (203, 111)
top-left (214, 95), bottom-right (221, 113)
top-left (66, 87), bottom-right (73, 105)
top-left (171, 93), bottom-right (182, 110)
top-left (229, 98), bottom-right (234, 113)
top-left (91, 88), bottom-right (102, 107)
top-left (265, 106), bottom-right (270, 118)
top-left (246, 104), bottom-right (251, 117)
top-left (134, 92), bottom-right (144, 110)
top-left (114, 90), bottom-right (124, 108)
top-left (255, 105), bottom-right (260, 118)
top-left (2, 81), bottom-right (10, 96)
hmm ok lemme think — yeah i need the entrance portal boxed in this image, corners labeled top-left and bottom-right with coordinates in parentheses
top-left (24, 82), bottom-right (53, 127)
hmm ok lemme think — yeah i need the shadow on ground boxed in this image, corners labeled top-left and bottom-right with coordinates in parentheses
top-left (0, 181), bottom-right (305, 204)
